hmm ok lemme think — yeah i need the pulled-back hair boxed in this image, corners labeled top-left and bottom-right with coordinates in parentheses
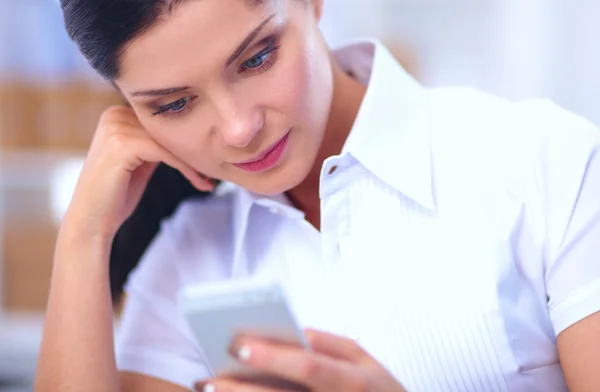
top-left (61, 0), bottom-right (185, 79)
top-left (61, 0), bottom-right (265, 80)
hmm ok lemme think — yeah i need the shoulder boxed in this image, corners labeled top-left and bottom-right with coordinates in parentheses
top-left (166, 186), bottom-right (235, 246)
top-left (162, 184), bottom-right (237, 272)
top-left (124, 184), bottom-right (238, 294)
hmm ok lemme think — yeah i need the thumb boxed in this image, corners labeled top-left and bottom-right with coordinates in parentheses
top-left (305, 329), bottom-right (372, 364)
top-left (129, 161), bottom-right (159, 192)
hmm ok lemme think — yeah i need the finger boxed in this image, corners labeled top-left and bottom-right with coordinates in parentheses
top-left (132, 136), bottom-right (215, 192)
top-left (95, 112), bottom-right (137, 144)
top-left (230, 339), bottom-right (359, 391)
top-left (128, 161), bottom-right (159, 195)
top-left (305, 328), bottom-right (372, 364)
top-left (101, 105), bottom-right (142, 128)
top-left (135, 161), bottom-right (159, 180)
top-left (99, 112), bottom-right (213, 191)
top-left (101, 127), bottom-right (215, 192)
top-left (195, 378), bottom-right (297, 392)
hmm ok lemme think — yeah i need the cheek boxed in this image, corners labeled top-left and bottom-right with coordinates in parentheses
top-left (254, 45), bottom-right (331, 127)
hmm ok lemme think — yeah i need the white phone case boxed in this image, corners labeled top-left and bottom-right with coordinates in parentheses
top-left (179, 279), bottom-right (309, 381)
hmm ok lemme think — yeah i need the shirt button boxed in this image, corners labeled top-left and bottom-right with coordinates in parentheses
top-left (269, 206), bottom-right (285, 215)
top-left (328, 165), bottom-right (338, 175)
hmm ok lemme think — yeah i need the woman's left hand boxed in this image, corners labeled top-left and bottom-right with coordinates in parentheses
top-left (195, 329), bottom-right (408, 392)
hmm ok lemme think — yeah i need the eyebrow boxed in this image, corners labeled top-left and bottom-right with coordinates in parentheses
top-left (226, 13), bottom-right (276, 67)
top-left (129, 13), bottom-right (276, 98)
top-left (131, 86), bottom-right (191, 98)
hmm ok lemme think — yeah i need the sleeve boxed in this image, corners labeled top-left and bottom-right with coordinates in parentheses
top-left (114, 215), bottom-right (213, 390)
top-left (535, 102), bottom-right (600, 336)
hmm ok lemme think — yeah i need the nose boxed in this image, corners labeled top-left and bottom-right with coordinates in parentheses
top-left (213, 94), bottom-right (264, 148)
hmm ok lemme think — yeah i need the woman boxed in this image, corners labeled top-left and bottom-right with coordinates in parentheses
top-left (37, 0), bottom-right (600, 391)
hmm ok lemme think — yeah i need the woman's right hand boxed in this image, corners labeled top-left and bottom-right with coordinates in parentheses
top-left (62, 105), bottom-right (214, 242)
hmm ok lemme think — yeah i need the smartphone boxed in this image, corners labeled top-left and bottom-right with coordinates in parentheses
top-left (179, 279), bottom-right (310, 386)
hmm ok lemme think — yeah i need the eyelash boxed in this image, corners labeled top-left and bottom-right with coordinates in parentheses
top-left (152, 96), bottom-right (196, 118)
top-left (153, 38), bottom-right (281, 119)
top-left (238, 39), bottom-right (281, 75)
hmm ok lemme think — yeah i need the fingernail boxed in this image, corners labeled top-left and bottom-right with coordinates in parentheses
top-left (237, 345), bottom-right (252, 361)
top-left (204, 383), bottom-right (216, 392)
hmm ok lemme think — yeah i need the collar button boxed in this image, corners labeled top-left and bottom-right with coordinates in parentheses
top-left (269, 206), bottom-right (285, 216)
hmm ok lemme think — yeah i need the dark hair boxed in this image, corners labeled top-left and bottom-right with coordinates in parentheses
top-left (60, 1), bottom-right (215, 303)
top-left (109, 164), bottom-right (210, 304)
top-left (61, 0), bottom-right (264, 80)
top-left (61, 0), bottom-right (184, 80)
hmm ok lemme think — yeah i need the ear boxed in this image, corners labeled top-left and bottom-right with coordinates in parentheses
top-left (309, 0), bottom-right (324, 22)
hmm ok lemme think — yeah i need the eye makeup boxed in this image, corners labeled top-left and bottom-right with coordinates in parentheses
top-left (146, 30), bottom-right (283, 119)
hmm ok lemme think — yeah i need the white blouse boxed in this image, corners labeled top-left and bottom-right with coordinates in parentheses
top-left (115, 40), bottom-right (600, 392)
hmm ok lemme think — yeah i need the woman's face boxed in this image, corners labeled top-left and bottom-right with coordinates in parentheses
top-left (116, 0), bottom-right (332, 195)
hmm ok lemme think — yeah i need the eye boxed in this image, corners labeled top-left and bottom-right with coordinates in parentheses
top-left (239, 46), bottom-right (280, 76)
top-left (238, 36), bottom-right (280, 75)
top-left (243, 52), bottom-right (270, 70)
top-left (165, 97), bottom-right (190, 112)
top-left (169, 97), bottom-right (188, 111)
top-left (152, 96), bottom-right (195, 117)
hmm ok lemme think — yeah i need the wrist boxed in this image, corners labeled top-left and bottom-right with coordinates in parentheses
top-left (57, 212), bottom-right (116, 252)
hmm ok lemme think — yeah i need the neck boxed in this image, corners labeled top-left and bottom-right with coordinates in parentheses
top-left (287, 53), bottom-right (367, 229)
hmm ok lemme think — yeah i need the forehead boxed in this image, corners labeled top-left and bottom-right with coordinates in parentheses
top-left (117, 0), bottom-right (287, 90)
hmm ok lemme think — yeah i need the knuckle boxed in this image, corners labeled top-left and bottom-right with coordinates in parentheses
top-left (101, 122), bottom-right (122, 137)
top-left (345, 338), bottom-right (367, 358)
top-left (97, 120), bottom-right (126, 141)
top-left (353, 377), bottom-right (369, 392)
top-left (99, 106), bottom-right (136, 128)
top-left (106, 132), bottom-right (129, 151)
top-left (99, 105), bottom-right (126, 122)
top-left (298, 358), bottom-right (321, 380)
top-left (351, 344), bottom-right (366, 358)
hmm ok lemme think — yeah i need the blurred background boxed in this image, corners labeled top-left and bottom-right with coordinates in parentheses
top-left (1, 0), bottom-right (599, 390)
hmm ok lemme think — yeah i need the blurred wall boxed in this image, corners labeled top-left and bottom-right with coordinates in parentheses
top-left (0, 0), bottom-right (119, 313)
top-left (321, 0), bottom-right (600, 125)
top-left (1, 0), bottom-right (599, 388)
top-left (1, 0), bottom-right (600, 312)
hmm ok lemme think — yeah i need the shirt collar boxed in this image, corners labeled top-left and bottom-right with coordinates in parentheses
top-left (218, 38), bottom-right (435, 228)
top-left (214, 182), bottom-right (303, 276)
top-left (337, 39), bottom-right (435, 211)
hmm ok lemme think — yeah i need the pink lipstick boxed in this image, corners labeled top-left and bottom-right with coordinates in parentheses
top-left (234, 132), bottom-right (289, 173)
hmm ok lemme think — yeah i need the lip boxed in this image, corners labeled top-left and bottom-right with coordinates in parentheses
top-left (233, 132), bottom-right (290, 173)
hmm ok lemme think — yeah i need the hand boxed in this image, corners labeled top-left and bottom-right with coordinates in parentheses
top-left (195, 329), bottom-right (408, 392)
top-left (63, 106), bottom-right (214, 241)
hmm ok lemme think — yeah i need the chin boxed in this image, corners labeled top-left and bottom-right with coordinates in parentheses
top-left (245, 174), bottom-right (303, 196)
top-left (239, 162), bottom-right (309, 196)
